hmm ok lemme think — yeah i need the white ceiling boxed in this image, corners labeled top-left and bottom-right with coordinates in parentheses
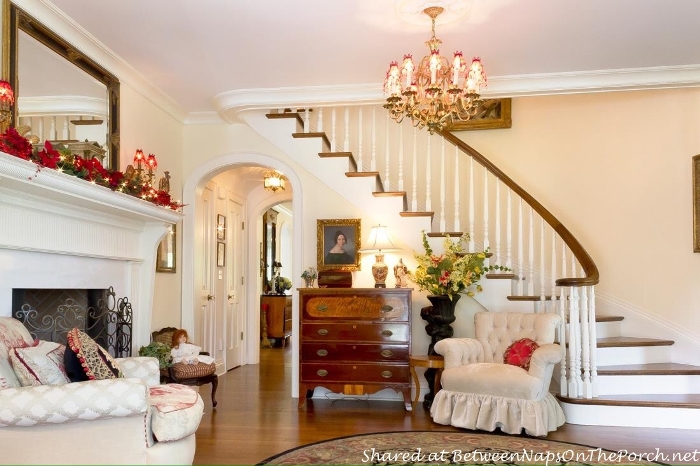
top-left (44, 0), bottom-right (700, 118)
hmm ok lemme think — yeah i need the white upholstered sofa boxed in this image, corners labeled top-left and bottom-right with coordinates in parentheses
top-left (430, 311), bottom-right (565, 436)
top-left (0, 316), bottom-right (203, 464)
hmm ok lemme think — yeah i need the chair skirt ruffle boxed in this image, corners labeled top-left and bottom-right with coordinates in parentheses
top-left (430, 391), bottom-right (565, 437)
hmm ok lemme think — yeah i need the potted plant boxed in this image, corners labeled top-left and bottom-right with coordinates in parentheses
top-left (138, 341), bottom-right (173, 370)
top-left (301, 267), bottom-right (317, 287)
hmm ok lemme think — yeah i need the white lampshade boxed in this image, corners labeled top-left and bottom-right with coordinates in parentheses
top-left (359, 225), bottom-right (400, 253)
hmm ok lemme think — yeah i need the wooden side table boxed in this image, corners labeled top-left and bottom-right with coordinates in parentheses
top-left (409, 355), bottom-right (445, 407)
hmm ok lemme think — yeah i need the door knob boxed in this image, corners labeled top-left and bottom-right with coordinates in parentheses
top-left (228, 294), bottom-right (234, 300)
top-left (206, 294), bottom-right (215, 301)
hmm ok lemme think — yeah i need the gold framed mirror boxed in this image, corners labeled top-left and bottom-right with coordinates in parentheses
top-left (5, 3), bottom-right (120, 169)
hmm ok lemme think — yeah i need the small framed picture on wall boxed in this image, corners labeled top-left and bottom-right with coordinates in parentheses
top-left (217, 241), bottom-right (226, 267)
top-left (216, 214), bottom-right (226, 240)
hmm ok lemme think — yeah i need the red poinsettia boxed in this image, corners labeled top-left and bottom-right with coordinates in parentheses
top-left (35, 141), bottom-right (61, 169)
top-left (0, 127), bottom-right (33, 160)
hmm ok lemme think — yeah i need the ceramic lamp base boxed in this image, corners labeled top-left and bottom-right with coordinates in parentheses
top-left (371, 253), bottom-right (388, 288)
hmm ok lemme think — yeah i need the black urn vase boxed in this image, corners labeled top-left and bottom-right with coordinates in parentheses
top-left (420, 294), bottom-right (460, 409)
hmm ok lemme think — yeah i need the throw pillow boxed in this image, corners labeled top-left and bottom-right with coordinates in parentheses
top-left (9, 340), bottom-right (69, 386)
top-left (64, 328), bottom-right (122, 381)
top-left (503, 338), bottom-right (539, 371)
top-left (0, 357), bottom-right (21, 389)
top-left (171, 361), bottom-right (216, 379)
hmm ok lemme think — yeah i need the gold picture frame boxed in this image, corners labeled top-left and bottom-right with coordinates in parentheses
top-left (448, 98), bottom-right (512, 132)
top-left (317, 219), bottom-right (361, 272)
top-left (693, 155), bottom-right (700, 252)
top-left (156, 225), bottom-right (176, 273)
top-left (217, 242), bottom-right (226, 267)
top-left (216, 214), bottom-right (226, 240)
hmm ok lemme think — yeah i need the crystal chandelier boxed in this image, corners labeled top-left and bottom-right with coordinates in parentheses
top-left (383, 6), bottom-right (487, 134)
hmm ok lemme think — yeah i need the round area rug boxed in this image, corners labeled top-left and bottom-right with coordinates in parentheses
top-left (257, 431), bottom-right (668, 465)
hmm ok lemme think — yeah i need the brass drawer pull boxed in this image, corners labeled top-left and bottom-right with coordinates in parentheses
top-left (317, 304), bottom-right (328, 312)
top-left (380, 349), bottom-right (393, 358)
top-left (380, 305), bottom-right (393, 313)
top-left (316, 349), bottom-right (328, 357)
top-left (381, 330), bottom-right (393, 337)
top-left (381, 370), bottom-right (393, 379)
top-left (317, 328), bottom-right (329, 336)
top-left (317, 369), bottom-right (328, 377)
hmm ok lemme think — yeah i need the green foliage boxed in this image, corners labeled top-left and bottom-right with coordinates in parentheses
top-left (138, 341), bottom-right (173, 369)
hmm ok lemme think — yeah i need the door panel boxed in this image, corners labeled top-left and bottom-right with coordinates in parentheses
top-left (225, 194), bottom-right (244, 370)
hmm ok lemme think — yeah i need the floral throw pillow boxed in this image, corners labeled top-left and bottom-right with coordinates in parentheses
top-left (64, 328), bottom-right (122, 382)
top-left (9, 340), bottom-right (69, 386)
top-left (503, 338), bottom-right (539, 371)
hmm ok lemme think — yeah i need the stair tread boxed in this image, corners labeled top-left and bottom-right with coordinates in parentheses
top-left (373, 191), bottom-right (406, 197)
top-left (400, 211), bottom-right (434, 218)
top-left (427, 232), bottom-right (465, 237)
top-left (345, 171), bottom-right (380, 177)
top-left (292, 132), bottom-right (331, 150)
top-left (485, 273), bottom-right (517, 280)
top-left (557, 393), bottom-right (700, 409)
top-left (565, 315), bottom-right (624, 323)
top-left (507, 295), bottom-right (560, 301)
top-left (319, 151), bottom-right (353, 158)
top-left (597, 363), bottom-right (700, 375)
top-left (596, 336), bottom-right (675, 347)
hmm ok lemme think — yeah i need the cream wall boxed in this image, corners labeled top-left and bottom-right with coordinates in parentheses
top-left (119, 84), bottom-right (185, 331)
top-left (456, 88), bottom-right (700, 339)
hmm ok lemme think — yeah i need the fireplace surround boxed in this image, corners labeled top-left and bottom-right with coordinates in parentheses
top-left (0, 151), bottom-right (183, 350)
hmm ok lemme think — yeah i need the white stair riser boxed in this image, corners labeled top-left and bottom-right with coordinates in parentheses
top-left (560, 401), bottom-right (700, 430)
top-left (596, 374), bottom-right (700, 395)
top-left (566, 321), bottom-right (621, 339)
top-left (595, 345), bottom-right (671, 365)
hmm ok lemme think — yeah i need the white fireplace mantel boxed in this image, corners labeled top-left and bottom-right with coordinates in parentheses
top-left (0, 152), bottom-right (184, 350)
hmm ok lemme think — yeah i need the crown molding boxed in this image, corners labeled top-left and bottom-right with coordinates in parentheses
top-left (18, 95), bottom-right (107, 117)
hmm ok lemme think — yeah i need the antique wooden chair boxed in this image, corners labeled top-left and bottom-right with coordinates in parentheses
top-left (151, 327), bottom-right (218, 407)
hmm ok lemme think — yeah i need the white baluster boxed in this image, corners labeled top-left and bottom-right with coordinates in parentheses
top-left (50, 117), bottom-right (57, 140)
top-left (517, 198), bottom-right (524, 295)
top-left (454, 146), bottom-right (460, 232)
top-left (425, 135), bottom-right (432, 211)
top-left (357, 107), bottom-right (363, 171)
top-left (331, 108), bottom-right (337, 152)
top-left (343, 107), bottom-right (350, 152)
top-left (580, 286), bottom-right (592, 398)
top-left (398, 123), bottom-right (404, 191)
top-left (589, 286), bottom-right (598, 397)
top-left (317, 107), bottom-right (324, 133)
top-left (384, 113), bottom-right (391, 190)
top-left (568, 285), bottom-right (581, 398)
top-left (469, 157), bottom-right (475, 252)
top-left (495, 179), bottom-right (501, 269)
top-left (411, 127), bottom-right (418, 211)
top-left (559, 243), bottom-right (568, 397)
top-left (37, 117), bottom-right (44, 142)
top-left (539, 218), bottom-right (546, 312)
top-left (506, 188), bottom-right (512, 271)
top-left (483, 171), bottom-right (489, 268)
top-left (439, 137), bottom-right (446, 231)
top-left (304, 108), bottom-right (310, 133)
top-left (62, 116), bottom-right (70, 139)
top-left (371, 107), bottom-right (376, 171)
top-left (528, 207), bottom-right (535, 296)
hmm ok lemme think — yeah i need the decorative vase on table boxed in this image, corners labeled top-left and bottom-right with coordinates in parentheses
top-left (420, 294), bottom-right (460, 409)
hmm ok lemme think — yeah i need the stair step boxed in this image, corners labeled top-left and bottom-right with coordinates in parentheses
top-left (319, 152), bottom-right (356, 171)
top-left (373, 191), bottom-right (406, 197)
top-left (597, 363), bottom-right (700, 375)
top-left (485, 273), bottom-right (517, 280)
top-left (400, 211), bottom-right (434, 220)
top-left (595, 315), bottom-right (624, 322)
top-left (426, 231), bottom-right (464, 237)
top-left (292, 132), bottom-right (330, 151)
top-left (557, 393), bottom-right (700, 409)
top-left (596, 336), bottom-right (674, 348)
top-left (507, 295), bottom-right (559, 301)
top-left (266, 112), bottom-right (303, 128)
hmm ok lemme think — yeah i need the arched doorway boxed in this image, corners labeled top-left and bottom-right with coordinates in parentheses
top-left (181, 152), bottom-right (303, 398)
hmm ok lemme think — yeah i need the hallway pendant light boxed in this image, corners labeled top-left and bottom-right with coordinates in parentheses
top-left (263, 170), bottom-right (286, 192)
top-left (383, 6), bottom-right (487, 134)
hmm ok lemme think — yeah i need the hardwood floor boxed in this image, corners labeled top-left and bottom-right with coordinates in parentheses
top-left (194, 345), bottom-right (700, 465)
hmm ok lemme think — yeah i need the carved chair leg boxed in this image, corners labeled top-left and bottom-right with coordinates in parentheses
top-left (211, 377), bottom-right (218, 407)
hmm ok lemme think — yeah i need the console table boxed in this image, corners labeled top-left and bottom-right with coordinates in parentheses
top-left (298, 287), bottom-right (412, 411)
top-left (260, 295), bottom-right (292, 345)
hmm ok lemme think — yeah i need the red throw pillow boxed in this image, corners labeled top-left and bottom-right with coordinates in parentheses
top-left (503, 338), bottom-right (539, 371)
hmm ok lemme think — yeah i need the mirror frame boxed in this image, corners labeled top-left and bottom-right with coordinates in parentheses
top-left (7, 4), bottom-right (120, 169)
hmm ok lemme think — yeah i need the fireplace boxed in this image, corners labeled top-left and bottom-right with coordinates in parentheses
top-left (0, 152), bottom-right (183, 350)
top-left (12, 287), bottom-right (133, 357)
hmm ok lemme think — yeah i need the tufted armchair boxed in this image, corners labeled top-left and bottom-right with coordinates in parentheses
top-left (0, 317), bottom-right (204, 464)
top-left (430, 311), bottom-right (565, 436)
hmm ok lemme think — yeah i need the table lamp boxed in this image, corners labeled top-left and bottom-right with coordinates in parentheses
top-left (359, 225), bottom-right (400, 288)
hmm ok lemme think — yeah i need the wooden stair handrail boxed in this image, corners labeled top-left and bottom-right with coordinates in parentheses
top-left (440, 130), bottom-right (599, 287)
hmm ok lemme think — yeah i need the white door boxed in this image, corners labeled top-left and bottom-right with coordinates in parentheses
top-left (195, 184), bottom-right (216, 353)
top-left (225, 194), bottom-right (244, 369)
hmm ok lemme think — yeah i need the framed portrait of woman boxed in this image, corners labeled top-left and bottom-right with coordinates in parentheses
top-left (317, 219), bottom-right (361, 271)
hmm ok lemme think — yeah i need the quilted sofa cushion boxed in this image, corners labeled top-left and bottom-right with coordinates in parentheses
top-left (148, 384), bottom-right (204, 442)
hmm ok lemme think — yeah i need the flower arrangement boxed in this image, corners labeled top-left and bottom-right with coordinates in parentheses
top-left (300, 267), bottom-right (317, 281)
top-left (275, 276), bottom-right (292, 293)
top-left (409, 230), bottom-right (508, 300)
top-left (0, 127), bottom-right (184, 211)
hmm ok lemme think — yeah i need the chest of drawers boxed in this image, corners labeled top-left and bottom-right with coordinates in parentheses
top-left (260, 295), bottom-right (292, 344)
top-left (298, 288), bottom-right (412, 410)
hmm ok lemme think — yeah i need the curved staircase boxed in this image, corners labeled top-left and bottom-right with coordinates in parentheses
top-left (250, 106), bottom-right (700, 430)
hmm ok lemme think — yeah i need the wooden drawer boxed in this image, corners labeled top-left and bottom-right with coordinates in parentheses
top-left (301, 343), bottom-right (409, 362)
top-left (302, 292), bottom-right (409, 321)
top-left (301, 362), bottom-right (409, 384)
top-left (301, 322), bottom-right (409, 343)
